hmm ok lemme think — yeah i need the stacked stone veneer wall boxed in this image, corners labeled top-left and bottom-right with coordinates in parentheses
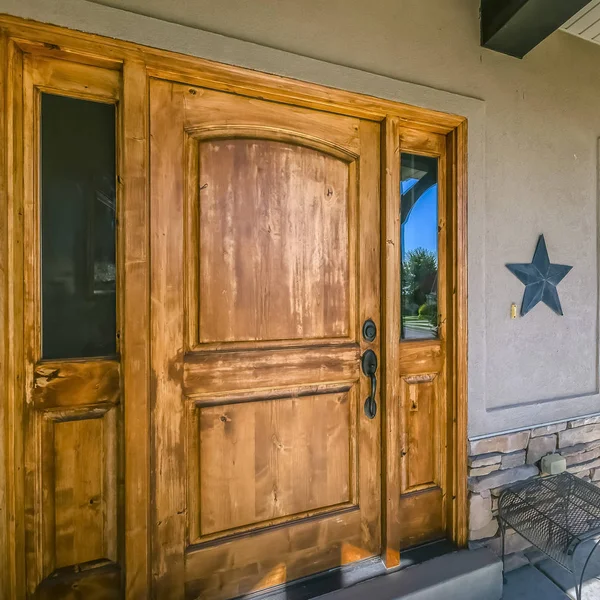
top-left (468, 415), bottom-right (600, 560)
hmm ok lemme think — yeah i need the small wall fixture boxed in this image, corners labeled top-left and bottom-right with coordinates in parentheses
top-left (541, 454), bottom-right (566, 476)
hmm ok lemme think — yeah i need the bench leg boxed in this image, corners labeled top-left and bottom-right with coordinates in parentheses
top-left (500, 518), bottom-right (507, 585)
top-left (574, 537), bottom-right (600, 600)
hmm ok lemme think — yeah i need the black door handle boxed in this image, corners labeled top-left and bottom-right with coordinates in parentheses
top-left (361, 349), bottom-right (378, 419)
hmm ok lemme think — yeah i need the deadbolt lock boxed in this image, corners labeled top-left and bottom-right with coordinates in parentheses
top-left (362, 319), bottom-right (377, 342)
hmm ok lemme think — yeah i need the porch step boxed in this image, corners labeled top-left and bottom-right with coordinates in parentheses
top-left (320, 548), bottom-right (503, 600)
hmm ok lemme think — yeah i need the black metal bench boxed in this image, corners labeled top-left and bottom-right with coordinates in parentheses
top-left (499, 472), bottom-right (600, 600)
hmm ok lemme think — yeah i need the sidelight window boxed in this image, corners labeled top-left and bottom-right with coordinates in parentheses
top-left (40, 93), bottom-right (117, 359)
top-left (400, 153), bottom-right (439, 341)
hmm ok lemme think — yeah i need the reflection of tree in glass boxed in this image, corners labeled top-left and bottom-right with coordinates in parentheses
top-left (402, 248), bottom-right (438, 328)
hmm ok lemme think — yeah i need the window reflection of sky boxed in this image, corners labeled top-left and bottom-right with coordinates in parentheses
top-left (401, 184), bottom-right (438, 254)
top-left (400, 177), bottom-right (419, 195)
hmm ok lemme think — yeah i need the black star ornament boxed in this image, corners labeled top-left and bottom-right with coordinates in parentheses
top-left (506, 235), bottom-right (572, 317)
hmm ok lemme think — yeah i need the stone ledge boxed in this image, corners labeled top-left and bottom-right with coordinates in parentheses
top-left (558, 424), bottom-right (600, 448)
top-left (469, 453), bottom-right (502, 468)
top-left (563, 446), bottom-right (600, 466)
top-left (531, 423), bottom-right (567, 437)
top-left (568, 415), bottom-right (600, 428)
top-left (469, 463), bottom-right (500, 477)
top-left (558, 439), bottom-right (600, 456)
top-left (468, 465), bottom-right (539, 493)
top-left (468, 413), bottom-right (600, 563)
top-left (567, 456), bottom-right (600, 474)
top-left (470, 518), bottom-right (498, 541)
top-left (526, 434), bottom-right (556, 465)
top-left (501, 450), bottom-right (526, 469)
top-left (469, 493), bottom-right (492, 531)
top-left (470, 431), bottom-right (530, 455)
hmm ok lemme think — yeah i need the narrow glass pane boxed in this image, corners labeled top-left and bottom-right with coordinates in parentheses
top-left (400, 153), bottom-right (438, 341)
top-left (41, 93), bottom-right (117, 359)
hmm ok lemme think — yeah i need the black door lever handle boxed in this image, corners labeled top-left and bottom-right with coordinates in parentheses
top-left (361, 349), bottom-right (378, 419)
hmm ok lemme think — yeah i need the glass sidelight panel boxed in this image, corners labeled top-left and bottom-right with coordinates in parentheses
top-left (400, 153), bottom-right (438, 341)
top-left (41, 93), bottom-right (117, 359)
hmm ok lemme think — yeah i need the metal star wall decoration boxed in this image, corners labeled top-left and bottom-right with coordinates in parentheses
top-left (506, 235), bottom-right (572, 317)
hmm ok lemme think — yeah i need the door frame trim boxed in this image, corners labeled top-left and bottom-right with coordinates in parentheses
top-left (0, 14), bottom-right (468, 598)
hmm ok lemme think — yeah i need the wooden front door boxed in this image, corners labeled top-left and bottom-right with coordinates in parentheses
top-left (149, 80), bottom-right (382, 599)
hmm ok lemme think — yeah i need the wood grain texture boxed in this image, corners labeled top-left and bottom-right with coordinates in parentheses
top-left (185, 509), bottom-right (369, 600)
top-left (22, 51), bottom-right (41, 371)
top-left (196, 139), bottom-right (351, 344)
top-left (166, 56), bottom-right (460, 132)
top-left (182, 87), bottom-right (361, 154)
top-left (184, 345), bottom-right (359, 397)
top-left (182, 85), bottom-right (361, 351)
top-left (25, 53), bottom-right (119, 101)
top-left (19, 52), bottom-right (124, 598)
top-left (29, 402), bottom-right (120, 592)
top-left (150, 79), bottom-right (381, 598)
top-left (20, 50), bottom-right (120, 365)
top-left (397, 341), bottom-right (443, 375)
top-left (121, 58), bottom-right (151, 600)
top-left (32, 360), bottom-right (120, 409)
top-left (12, 38), bottom-right (122, 71)
top-left (197, 393), bottom-right (352, 537)
top-left (396, 127), bottom-right (449, 551)
top-left (397, 488), bottom-right (445, 549)
top-left (399, 128), bottom-right (446, 155)
top-left (35, 564), bottom-right (121, 600)
top-left (49, 407), bottom-right (118, 569)
top-left (150, 79), bottom-right (187, 599)
top-left (382, 122), bottom-right (460, 558)
top-left (6, 38), bottom-right (26, 599)
top-left (446, 122), bottom-right (469, 547)
top-left (23, 52), bottom-right (119, 103)
top-left (0, 28), bottom-right (9, 600)
top-left (400, 374), bottom-right (440, 493)
top-left (356, 118), bottom-right (382, 563)
top-left (381, 116), bottom-right (402, 568)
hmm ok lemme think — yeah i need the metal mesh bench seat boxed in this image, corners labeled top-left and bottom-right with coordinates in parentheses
top-left (499, 472), bottom-right (600, 600)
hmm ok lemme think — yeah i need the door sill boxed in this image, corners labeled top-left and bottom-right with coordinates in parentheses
top-left (398, 539), bottom-right (457, 570)
top-left (238, 540), bottom-right (456, 600)
top-left (237, 557), bottom-right (385, 600)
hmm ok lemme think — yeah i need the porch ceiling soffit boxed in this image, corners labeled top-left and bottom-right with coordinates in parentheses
top-left (561, 0), bottom-right (600, 48)
top-left (481, 0), bottom-right (594, 58)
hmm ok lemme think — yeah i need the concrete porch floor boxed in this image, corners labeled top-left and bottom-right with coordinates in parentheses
top-left (316, 544), bottom-right (600, 600)
top-left (503, 557), bottom-right (600, 600)
top-left (503, 565), bottom-right (571, 600)
top-left (503, 543), bottom-right (600, 600)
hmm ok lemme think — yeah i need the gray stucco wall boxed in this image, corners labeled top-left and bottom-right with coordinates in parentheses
top-left (3, 0), bottom-right (600, 437)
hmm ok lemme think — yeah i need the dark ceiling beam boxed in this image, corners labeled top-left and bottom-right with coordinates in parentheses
top-left (481, 0), bottom-right (593, 58)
